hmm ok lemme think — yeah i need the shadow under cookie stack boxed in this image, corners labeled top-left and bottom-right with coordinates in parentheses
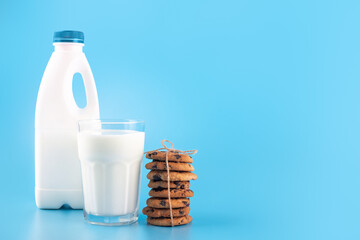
top-left (143, 146), bottom-right (197, 227)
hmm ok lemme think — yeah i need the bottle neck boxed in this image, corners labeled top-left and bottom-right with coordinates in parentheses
top-left (53, 42), bottom-right (84, 52)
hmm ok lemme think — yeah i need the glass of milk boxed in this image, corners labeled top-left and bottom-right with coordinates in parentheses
top-left (78, 119), bottom-right (145, 225)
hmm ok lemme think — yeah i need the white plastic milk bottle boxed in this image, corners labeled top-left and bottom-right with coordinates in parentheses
top-left (35, 31), bottom-right (99, 209)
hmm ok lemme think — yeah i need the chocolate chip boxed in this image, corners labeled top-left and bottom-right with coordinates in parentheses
top-left (160, 200), bottom-right (166, 206)
top-left (150, 208), bottom-right (154, 212)
top-left (152, 188), bottom-right (164, 192)
top-left (174, 181), bottom-right (181, 186)
top-left (175, 154), bottom-right (181, 159)
top-left (179, 210), bottom-right (184, 214)
top-left (152, 165), bottom-right (157, 169)
top-left (180, 185), bottom-right (185, 189)
top-left (182, 201), bottom-right (189, 206)
top-left (174, 190), bottom-right (177, 193)
top-left (153, 175), bottom-right (161, 181)
top-left (152, 152), bottom-right (158, 155)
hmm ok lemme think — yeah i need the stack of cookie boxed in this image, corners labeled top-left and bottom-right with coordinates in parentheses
top-left (142, 150), bottom-right (197, 226)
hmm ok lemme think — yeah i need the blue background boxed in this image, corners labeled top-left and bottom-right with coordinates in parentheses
top-left (1, 0), bottom-right (360, 239)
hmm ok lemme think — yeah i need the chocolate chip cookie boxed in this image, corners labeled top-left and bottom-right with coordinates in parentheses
top-left (146, 151), bottom-right (193, 163)
top-left (145, 161), bottom-right (194, 172)
top-left (147, 215), bottom-right (193, 226)
top-left (146, 197), bottom-right (190, 208)
top-left (149, 188), bottom-right (194, 198)
top-left (142, 206), bottom-right (190, 218)
top-left (148, 180), bottom-right (190, 189)
top-left (147, 170), bottom-right (197, 181)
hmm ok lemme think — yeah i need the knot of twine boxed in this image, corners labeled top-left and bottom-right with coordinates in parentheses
top-left (146, 140), bottom-right (197, 226)
top-left (149, 140), bottom-right (198, 155)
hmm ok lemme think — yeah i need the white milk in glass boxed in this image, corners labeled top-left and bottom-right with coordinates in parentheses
top-left (78, 130), bottom-right (145, 216)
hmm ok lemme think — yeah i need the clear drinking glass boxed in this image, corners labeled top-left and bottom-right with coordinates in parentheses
top-left (78, 119), bottom-right (145, 226)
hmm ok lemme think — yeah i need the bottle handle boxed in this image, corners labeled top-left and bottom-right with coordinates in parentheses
top-left (65, 56), bottom-right (99, 114)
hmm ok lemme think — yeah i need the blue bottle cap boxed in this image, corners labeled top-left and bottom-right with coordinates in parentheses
top-left (53, 30), bottom-right (84, 43)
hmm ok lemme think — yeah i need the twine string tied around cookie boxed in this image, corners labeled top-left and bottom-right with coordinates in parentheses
top-left (149, 140), bottom-right (197, 156)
